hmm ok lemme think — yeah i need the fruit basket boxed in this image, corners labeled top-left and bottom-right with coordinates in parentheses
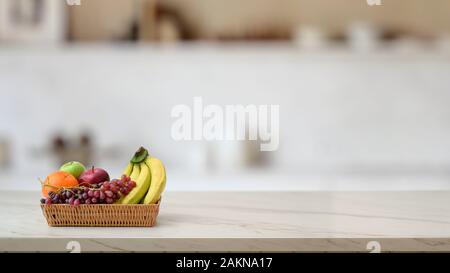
top-left (39, 147), bottom-right (166, 227)
top-left (41, 200), bottom-right (160, 227)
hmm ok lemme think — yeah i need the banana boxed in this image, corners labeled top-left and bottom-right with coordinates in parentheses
top-left (123, 162), bottom-right (133, 177)
top-left (143, 157), bottom-right (166, 204)
top-left (120, 162), bottom-right (151, 204)
top-left (129, 163), bottom-right (140, 182)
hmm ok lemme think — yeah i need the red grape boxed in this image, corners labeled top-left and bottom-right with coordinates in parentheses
top-left (105, 191), bottom-right (113, 198)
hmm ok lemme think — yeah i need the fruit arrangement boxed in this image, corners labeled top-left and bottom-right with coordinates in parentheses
top-left (40, 146), bottom-right (166, 206)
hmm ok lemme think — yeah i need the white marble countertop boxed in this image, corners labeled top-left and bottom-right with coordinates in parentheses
top-left (1, 190), bottom-right (450, 252)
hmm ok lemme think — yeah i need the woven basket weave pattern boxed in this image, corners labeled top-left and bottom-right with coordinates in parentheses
top-left (41, 202), bottom-right (160, 227)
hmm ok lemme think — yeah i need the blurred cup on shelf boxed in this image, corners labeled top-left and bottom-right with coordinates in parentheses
top-left (293, 25), bottom-right (326, 50)
top-left (347, 22), bottom-right (380, 52)
top-left (185, 140), bottom-right (245, 174)
top-left (186, 141), bottom-right (210, 173)
top-left (212, 141), bottom-right (246, 173)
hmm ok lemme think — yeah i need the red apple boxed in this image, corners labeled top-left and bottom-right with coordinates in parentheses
top-left (78, 167), bottom-right (110, 185)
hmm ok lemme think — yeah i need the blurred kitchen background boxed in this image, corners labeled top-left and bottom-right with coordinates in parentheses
top-left (1, 0), bottom-right (450, 191)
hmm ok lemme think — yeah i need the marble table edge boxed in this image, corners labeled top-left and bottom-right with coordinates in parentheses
top-left (1, 237), bottom-right (450, 252)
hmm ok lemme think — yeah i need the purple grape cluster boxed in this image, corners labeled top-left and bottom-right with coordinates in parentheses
top-left (40, 175), bottom-right (136, 205)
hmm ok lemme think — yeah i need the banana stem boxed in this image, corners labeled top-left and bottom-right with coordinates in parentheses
top-left (130, 146), bottom-right (149, 164)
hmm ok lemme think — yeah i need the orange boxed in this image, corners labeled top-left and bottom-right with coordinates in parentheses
top-left (42, 171), bottom-right (79, 198)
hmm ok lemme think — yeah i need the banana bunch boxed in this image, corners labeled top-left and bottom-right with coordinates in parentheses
top-left (118, 147), bottom-right (166, 204)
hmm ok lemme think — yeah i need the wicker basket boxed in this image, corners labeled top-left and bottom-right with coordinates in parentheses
top-left (40, 201), bottom-right (160, 227)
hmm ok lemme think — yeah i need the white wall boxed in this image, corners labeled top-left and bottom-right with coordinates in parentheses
top-left (1, 43), bottom-right (450, 189)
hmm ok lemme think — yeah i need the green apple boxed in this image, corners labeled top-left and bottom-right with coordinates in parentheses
top-left (60, 161), bottom-right (86, 179)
